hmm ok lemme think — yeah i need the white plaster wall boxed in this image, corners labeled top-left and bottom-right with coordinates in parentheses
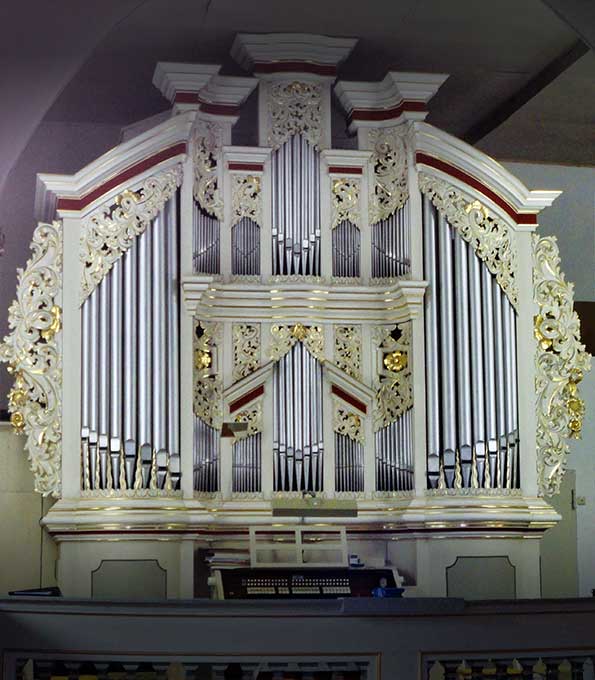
top-left (502, 162), bottom-right (595, 302)
top-left (502, 161), bottom-right (595, 597)
top-left (0, 424), bottom-right (57, 594)
top-left (570, 369), bottom-right (595, 597)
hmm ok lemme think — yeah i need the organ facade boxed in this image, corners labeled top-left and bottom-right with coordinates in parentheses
top-left (1, 33), bottom-right (590, 598)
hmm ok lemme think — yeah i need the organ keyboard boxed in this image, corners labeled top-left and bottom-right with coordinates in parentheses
top-left (214, 568), bottom-right (400, 599)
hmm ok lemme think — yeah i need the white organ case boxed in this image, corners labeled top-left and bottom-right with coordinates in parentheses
top-left (2, 33), bottom-right (590, 599)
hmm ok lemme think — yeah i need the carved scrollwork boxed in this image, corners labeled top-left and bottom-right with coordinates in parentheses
top-left (0, 222), bottom-right (63, 497)
top-left (333, 402), bottom-right (364, 443)
top-left (533, 235), bottom-right (591, 497)
top-left (334, 325), bottom-right (362, 380)
top-left (80, 165), bottom-right (183, 303)
top-left (268, 81), bottom-right (322, 150)
top-left (193, 320), bottom-right (223, 428)
top-left (192, 119), bottom-right (224, 220)
top-left (231, 173), bottom-right (262, 227)
top-left (234, 401), bottom-right (263, 440)
top-left (331, 178), bottom-right (360, 229)
top-left (232, 323), bottom-right (260, 382)
top-left (373, 322), bottom-right (412, 431)
top-left (269, 323), bottom-right (324, 362)
top-left (369, 126), bottom-right (408, 224)
top-left (419, 173), bottom-right (519, 308)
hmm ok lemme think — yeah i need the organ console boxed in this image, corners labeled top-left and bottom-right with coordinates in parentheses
top-left (1, 32), bottom-right (590, 599)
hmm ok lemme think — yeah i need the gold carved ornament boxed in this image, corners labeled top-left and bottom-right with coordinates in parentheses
top-left (268, 81), bottom-right (322, 150)
top-left (231, 174), bottom-right (262, 227)
top-left (232, 323), bottom-right (260, 382)
top-left (368, 126), bottom-right (409, 224)
top-left (233, 401), bottom-right (263, 441)
top-left (0, 222), bottom-right (63, 497)
top-left (193, 320), bottom-right (223, 428)
top-left (269, 323), bottom-right (324, 362)
top-left (192, 119), bottom-right (224, 220)
top-left (80, 165), bottom-right (183, 303)
top-left (333, 403), bottom-right (364, 444)
top-left (331, 178), bottom-right (360, 229)
top-left (533, 235), bottom-right (591, 496)
top-left (373, 322), bottom-right (412, 432)
top-left (334, 325), bottom-right (362, 380)
top-left (419, 173), bottom-right (518, 308)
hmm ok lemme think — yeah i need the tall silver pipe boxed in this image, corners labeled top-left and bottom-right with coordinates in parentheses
top-left (509, 306), bottom-right (519, 487)
top-left (98, 276), bottom-right (110, 487)
top-left (109, 257), bottom-right (122, 486)
top-left (123, 245), bottom-right (137, 486)
top-left (166, 196), bottom-right (180, 488)
top-left (88, 289), bottom-right (99, 488)
top-left (469, 249), bottom-right (486, 486)
top-left (152, 212), bottom-right (168, 487)
top-left (482, 266), bottom-right (498, 485)
top-left (493, 279), bottom-right (507, 488)
top-left (423, 198), bottom-right (441, 487)
top-left (454, 233), bottom-right (473, 486)
top-left (438, 216), bottom-right (456, 487)
top-left (81, 299), bottom-right (90, 440)
top-left (138, 226), bottom-right (153, 487)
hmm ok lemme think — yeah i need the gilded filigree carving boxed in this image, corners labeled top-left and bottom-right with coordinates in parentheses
top-left (368, 126), bottom-right (408, 224)
top-left (334, 325), bottom-right (361, 380)
top-left (0, 221), bottom-right (63, 497)
top-left (234, 401), bottom-right (263, 440)
top-left (80, 165), bottom-right (183, 303)
top-left (231, 174), bottom-right (262, 227)
top-left (331, 178), bottom-right (360, 229)
top-left (419, 173), bottom-right (519, 308)
top-left (333, 402), bottom-right (364, 443)
top-left (232, 323), bottom-right (260, 382)
top-left (373, 322), bottom-right (412, 431)
top-left (268, 81), bottom-right (322, 150)
top-left (193, 320), bottom-right (223, 428)
top-left (533, 235), bottom-right (591, 496)
top-left (269, 323), bottom-right (324, 362)
top-left (192, 119), bottom-right (224, 220)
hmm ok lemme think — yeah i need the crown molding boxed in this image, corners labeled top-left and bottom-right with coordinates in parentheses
top-left (231, 32), bottom-right (357, 75)
top-left (412, 122), bottom-right (562, 221)
top-left (35, 112), bottom-right (194, 220)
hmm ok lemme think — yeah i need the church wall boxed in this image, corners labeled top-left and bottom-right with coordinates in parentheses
top-left (0, 424), bottom-right (57, 594)
top-left (502, 161), bottom-right (595, 598)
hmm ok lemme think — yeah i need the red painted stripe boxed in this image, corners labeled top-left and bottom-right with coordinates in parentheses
top-left (254, 61), bottom-right (337, 77)
top-left (331, 385), bottom-right (367, 414)
top-left (56, 143), bottom-right (187, 211)
top-left (199, 100), bottom-right (241, 117)
top-left (328, 166), bottom-right (363, 175)
top-left (228, 162), bottom-right (264, 172)
top-left (350, 100), bottom-right (426, 122)
top-left (416, 153), bottom-right (539, 225)
top-left (174, 91), bottom-right (199, 104)
top-left (229, 384), bottom-right (265, 413)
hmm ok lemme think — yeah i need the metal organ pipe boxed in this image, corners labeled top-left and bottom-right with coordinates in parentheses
top-left (423, 197), bottom-right (441, 487)
top-left (371, 202), bottom-right (411, 278)
top-left (80, 198), bottom-right (180, 491)
top-left (422, 196), bottom-right (520, 489)
top-left (273, 343), bottom-right (323, 492)
top-left (438, 213), bottom-right (457, 487)
top-left (271, 134), bottom-right (321, 276)
top-left (232, 218), bottom-right (260, 276)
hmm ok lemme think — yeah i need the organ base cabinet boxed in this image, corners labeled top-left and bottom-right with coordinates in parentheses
top-left (2, 33), bottom-right (589, 600)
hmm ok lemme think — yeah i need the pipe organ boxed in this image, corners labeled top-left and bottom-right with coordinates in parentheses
top-left (2, 33), bottom-right (590, 599)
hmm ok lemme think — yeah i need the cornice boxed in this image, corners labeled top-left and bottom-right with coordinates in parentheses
top-left (230, 32), bottom-right (358, 74)
top-left (41, 494), bottom-right (559, 537)
top-left (412, 121), bottom-right (562, 223)
top-left (35, 112), bottom-right (194, 220)
top-left (152, 61), bottom-right (221, 103)
top-left (181, 277), bottom-right (428, 324)
top-left (335, 72), bottom-right (448, 131)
